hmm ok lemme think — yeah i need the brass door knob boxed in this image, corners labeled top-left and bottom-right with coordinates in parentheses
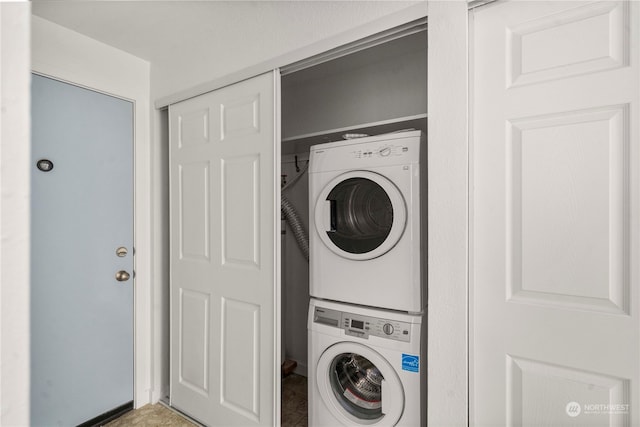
top-left (115, 270), bottom-right (130, 282)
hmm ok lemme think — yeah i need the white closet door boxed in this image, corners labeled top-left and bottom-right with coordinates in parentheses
top-left (169, 71), bottom-right (281, 426)
top-left (472, 1), bottom-right (639, 426)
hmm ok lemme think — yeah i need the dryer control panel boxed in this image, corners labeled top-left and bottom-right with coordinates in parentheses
top-left (350, 144), bottom-right (409, 159)
top-left (313, 306), bottom-right (411, 342)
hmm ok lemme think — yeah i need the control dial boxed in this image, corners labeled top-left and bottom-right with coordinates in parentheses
top-left (379, 147), bottom-right (392, 157)
top-left (382, 323), bottom-right (394, 335)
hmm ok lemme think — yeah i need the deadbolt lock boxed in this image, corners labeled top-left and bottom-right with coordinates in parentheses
top-left (115, 270), bottom-right (130, 282)
top-left (116, 247), bottom-right (128, 257)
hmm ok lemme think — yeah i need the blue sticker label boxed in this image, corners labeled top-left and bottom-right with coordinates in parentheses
top-left (402, 354), bottom-right (420, 372)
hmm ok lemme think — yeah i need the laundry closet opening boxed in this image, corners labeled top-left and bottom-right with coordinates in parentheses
top-left (159, 19), bottom-right (427, 425)
top-left (279, 24), bottom-right (426, 424)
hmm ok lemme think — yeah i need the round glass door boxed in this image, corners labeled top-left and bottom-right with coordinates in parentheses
top-left (316, 342), bottom-right (404, 426)
top-left (330, 353), bottom-right (384, 420)
top-left (314, 171), bottom-right (407, 261)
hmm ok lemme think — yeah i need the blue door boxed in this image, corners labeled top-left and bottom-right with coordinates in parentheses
top-left (31, 74), bottom-right (134, 426)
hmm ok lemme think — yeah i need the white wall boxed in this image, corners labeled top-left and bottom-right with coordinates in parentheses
top-left (153, 3), bottom-right (429, 107)
top-left (0, 3), bottom-right (31, 425)
top-left (281, 31), bottom-right (427, 138)
top-left (151, 108), bottom-right (170, 401)
top-left (427, 2), bottom-right (468, 426)
top-left (149, 1), bottom-right (423, 102)
top-left (31, 16), bottom-right (153, 408)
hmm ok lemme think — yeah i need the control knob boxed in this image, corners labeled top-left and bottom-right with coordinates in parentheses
top-left (379, 147), bottom-right (391, 157)
top-left (382, 323), bottom-right (394, 335)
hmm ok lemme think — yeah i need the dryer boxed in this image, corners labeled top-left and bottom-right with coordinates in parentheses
top-left (308, 298), bottom-right (426, 426)
top-left (309, 131), bottom-right (426, 313)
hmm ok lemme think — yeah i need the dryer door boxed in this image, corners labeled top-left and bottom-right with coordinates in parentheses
top-left (314, 171), bottom-right (407, 261)
top-left (316, 342), bottom-right (405, 426)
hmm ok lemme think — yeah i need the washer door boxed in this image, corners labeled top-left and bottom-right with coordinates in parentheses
top-left (314, 171), bottom-right (407, 260)
top-left (316, 342), bottom-right (405, 426)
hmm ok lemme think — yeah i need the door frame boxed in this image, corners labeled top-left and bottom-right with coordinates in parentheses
top-left (154, 2), bottom-right (469, 425)
top-left (1, 3), bottom-right (31, 425)
top-left (31, 15), bottom-right (152, 409)
top-left (426, 3), bottom-right (469, 427)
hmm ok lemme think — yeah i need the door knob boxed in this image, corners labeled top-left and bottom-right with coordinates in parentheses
top-left (115, 270), bottom-right (130, 282)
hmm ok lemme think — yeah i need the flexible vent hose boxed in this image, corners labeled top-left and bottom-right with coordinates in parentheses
top-left (281, 160), bottom-right (310, 262)
top-left (281, 194), bottom-right (309, 262)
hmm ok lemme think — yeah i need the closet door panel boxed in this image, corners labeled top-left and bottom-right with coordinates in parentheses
top-left (472, 2), bottom-right (639, 426)
top-left (170, 70), bottom-right (280, 427)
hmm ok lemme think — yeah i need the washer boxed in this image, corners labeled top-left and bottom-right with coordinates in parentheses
top-left (308, 298), bottom-right (426, 427)
top-left (309, 131), bottom-right (426, 312)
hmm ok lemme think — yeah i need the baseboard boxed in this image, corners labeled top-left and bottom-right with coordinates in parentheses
top-left (77, 400), bottom-right (133, 427)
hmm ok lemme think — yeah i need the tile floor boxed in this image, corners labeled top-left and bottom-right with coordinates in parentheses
top-left (282, 374), bottom-right (308, 427)
top-left (104, 403), bottom-right (196, 427)
top-left (104, 374), bottom-right (308, 426)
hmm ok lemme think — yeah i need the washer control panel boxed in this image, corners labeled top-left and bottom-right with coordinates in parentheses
top-left (314, 306), bottom-right (411, 342)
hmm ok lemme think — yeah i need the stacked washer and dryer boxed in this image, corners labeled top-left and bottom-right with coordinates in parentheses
top-left (307, 130), bottom-right (427, 426)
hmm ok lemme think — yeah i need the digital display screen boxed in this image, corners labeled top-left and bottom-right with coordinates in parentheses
top-left (351, 319), bottom-right (364, 329)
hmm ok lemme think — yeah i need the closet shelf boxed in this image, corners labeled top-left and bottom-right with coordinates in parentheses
top-left (281, 114), bottom-right (427, 152)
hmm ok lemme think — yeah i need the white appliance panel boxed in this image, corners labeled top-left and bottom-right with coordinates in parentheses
top-left (309, 131), bottom-right (426, 312)
top-left (308, 298), bottom-right (426, 426)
